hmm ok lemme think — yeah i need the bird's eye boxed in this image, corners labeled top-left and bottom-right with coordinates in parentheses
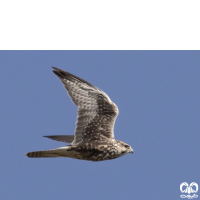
top-left (124, 145), bottom-right (129, 148)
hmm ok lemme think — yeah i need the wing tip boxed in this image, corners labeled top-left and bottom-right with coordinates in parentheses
top-left (52, 67), bottom-right (65, 78)
top-left (43, 135), bottom-right (53, 139)
top-left (43, 135), bottom-right (74, 143)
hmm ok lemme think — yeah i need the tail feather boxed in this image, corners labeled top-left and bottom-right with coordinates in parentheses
top-left (26, 150), bottom-right (61, 158)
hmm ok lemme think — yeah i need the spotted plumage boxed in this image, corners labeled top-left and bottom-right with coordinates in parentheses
top-left (26, 67), bottom-right (133, 161)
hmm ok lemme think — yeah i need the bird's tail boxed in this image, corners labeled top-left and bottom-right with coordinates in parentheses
top-left (26, 149), bottom-right (62, 158)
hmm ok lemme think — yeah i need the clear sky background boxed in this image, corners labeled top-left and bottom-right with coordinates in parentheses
top-left (1, 51), bottom-right (200, 200)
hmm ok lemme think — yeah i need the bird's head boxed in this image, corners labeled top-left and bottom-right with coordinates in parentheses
top-left (118, 141), bottom-right (134, 155)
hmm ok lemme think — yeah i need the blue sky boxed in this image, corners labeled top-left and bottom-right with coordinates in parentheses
top-left (1, 51), bottom-right (200, 200)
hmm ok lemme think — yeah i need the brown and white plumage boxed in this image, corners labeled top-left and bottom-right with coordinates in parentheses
top-left (26, 67), bottom-right (133, 161)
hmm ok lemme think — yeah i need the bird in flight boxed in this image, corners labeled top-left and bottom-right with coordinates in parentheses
top-left (26, 67), bottom-right (133, 161)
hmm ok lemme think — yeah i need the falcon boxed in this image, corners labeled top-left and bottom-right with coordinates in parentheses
top-left (26, 67), bottom-right (133, 161)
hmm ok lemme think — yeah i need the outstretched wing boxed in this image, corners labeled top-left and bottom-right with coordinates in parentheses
top-left (52, 67), bottom-right (118, 145)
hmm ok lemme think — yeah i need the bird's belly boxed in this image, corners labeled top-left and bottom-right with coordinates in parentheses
top-left (73, 145), bottom-right (119, 161)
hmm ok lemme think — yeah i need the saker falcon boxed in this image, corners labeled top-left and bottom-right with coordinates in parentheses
top-left (26, 67), bottom-right (133, 161)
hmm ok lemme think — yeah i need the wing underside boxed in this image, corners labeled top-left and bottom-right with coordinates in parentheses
top-left (52, 67), bottom-right (119, 144)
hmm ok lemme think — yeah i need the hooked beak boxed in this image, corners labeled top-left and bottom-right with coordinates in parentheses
top-left (130, 147), bottom-right (134, 154)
